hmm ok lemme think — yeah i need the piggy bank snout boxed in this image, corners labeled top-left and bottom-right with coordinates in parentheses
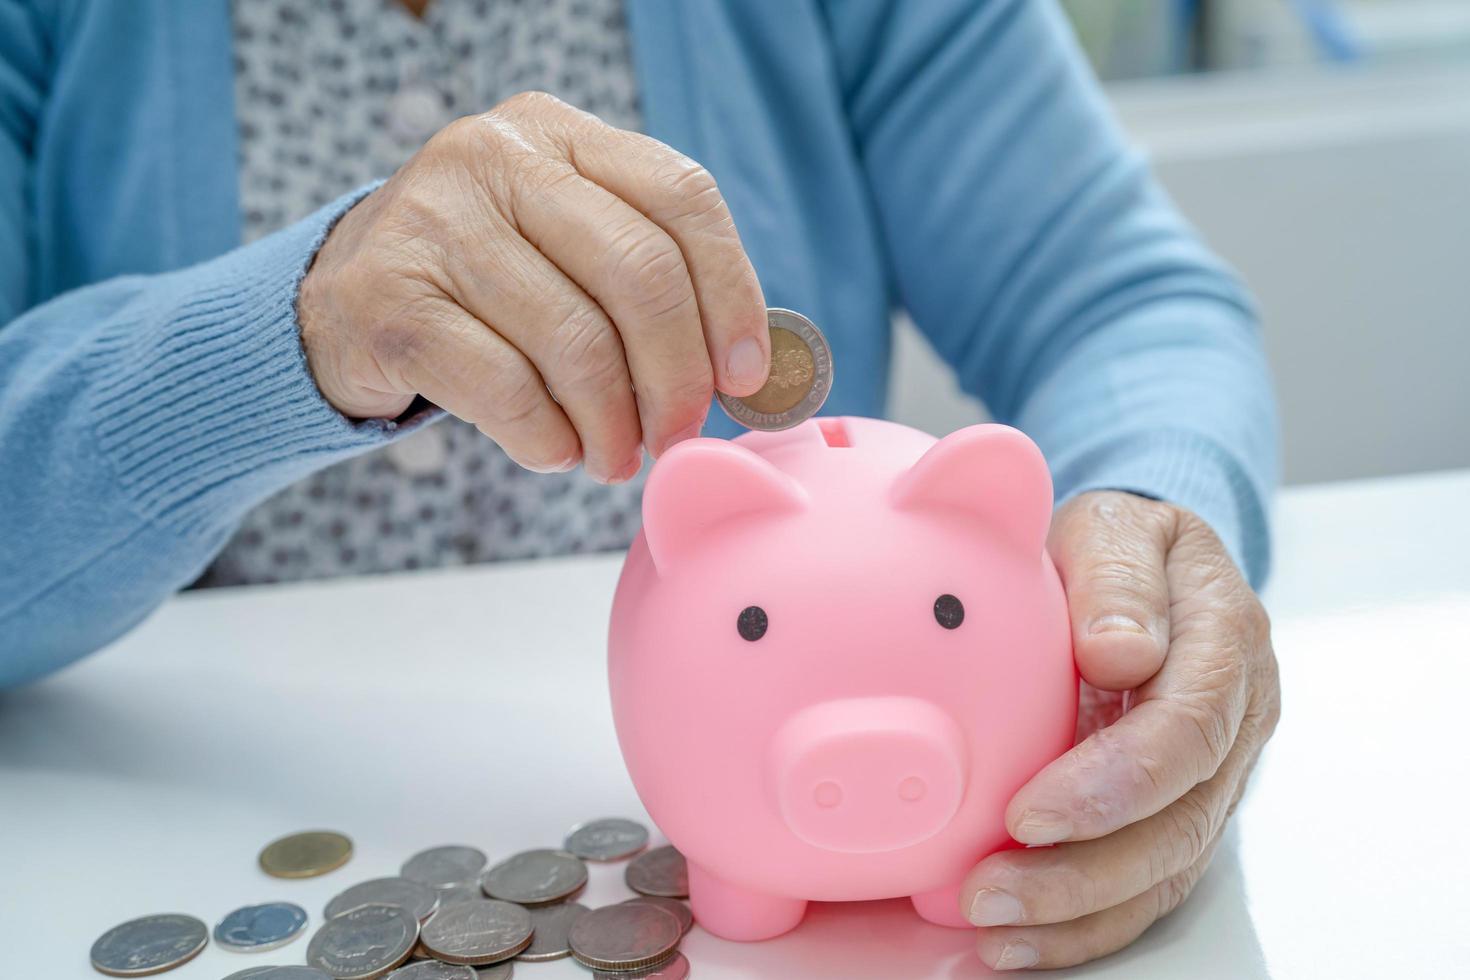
top-left (772, 697), bottom-right (967, 855)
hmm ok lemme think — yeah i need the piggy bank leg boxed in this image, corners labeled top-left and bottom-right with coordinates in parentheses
top-left (688, 861), bottom-right (807, 941)
top-left (910, 880), bottom-right (971, 928)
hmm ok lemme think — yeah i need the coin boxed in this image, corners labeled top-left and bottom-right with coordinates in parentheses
top-left (259, 831), bottom-right (354, 879)
top-left (593, 951), bottom-right (690, 980)
top-left (420, 899), bottom-right (533, 966)
top-left (223, 969), bottom-right (333, 980)
top-left (563, 817), bottom-right (649, 862)
top-left (306, 904), bottom-right (418, 980)
top-left (624, 846), bottom-right (689, 899)
top-left (568, 903), bottom-right (683, 972)
top-left (215, 902), bottom-right (309, 952)
top-left (515, 901), bottom-right (588, 962)
top-left (479, 849), bottom-right (587, 905)
top-left (620, 896), bottom-right (693, 936)
top-left (325, 878), bottom-right (440, 922)
top-left (401, 846), bottom-right (488, 888)
top-left (716, 308), bottom-right (833, 431)
top-left (90, 913), bottom-right (208, 977)
top-left (474, 965), bottom-right (513, 980)
top-left (385, 962), bottom-right (476, 980)
top-left (436, 882), bottom-right (483, 908)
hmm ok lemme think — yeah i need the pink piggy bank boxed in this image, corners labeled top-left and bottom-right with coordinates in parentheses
top-left (608, 417), bottom-right (1077, 941)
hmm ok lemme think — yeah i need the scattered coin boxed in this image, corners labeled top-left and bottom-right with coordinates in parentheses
top-left (223, 969), bottom-right (332, 980)
top-left (325, 878), bottom-right (440, 922)
top-left (90, 914), bottom-right (209, 977)
top-left (716, 308), bottom-right (833, 431)
top-left (593, 951), bottom-right (690, 980)
top-left (215, 902), bottom-right (309, 953)
top-left (420, 899), bottom-right (533, 966)
top-left (259, 831), bottom-right (354, 880)
top-left (621, 896), bottom-right (693, 936)
top-left (563, 817), bottom-right (649, 862)
top-left (569, 902), bottom-right (683, 972)
top-left (401, 846), bottom-right (488, 888)
top-left (624, 845), bottom-right (689, 899)
top-left (436, 882), bottom-right (483, 908)
top-left (516, 901), bottom-right (588, 962)
top-left (306, 904), bottom-right (418, 980)
top-left (473, 965), bottom-right (513, 980)
top-left (479, 849), bottom-right (587, 905)
top-left (385, 962), bottom-right (476, 980)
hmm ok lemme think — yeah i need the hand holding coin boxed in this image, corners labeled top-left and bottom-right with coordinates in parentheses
top-left (717, 309), bottom-right (833, 431)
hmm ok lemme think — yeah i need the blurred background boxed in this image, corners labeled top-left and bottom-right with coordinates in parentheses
top-left (889, 0), bottom-right (1470, 484)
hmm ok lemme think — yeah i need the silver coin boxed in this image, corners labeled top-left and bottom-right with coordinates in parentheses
top-left (563, 818), bottom-right (649, 862)
top-left (401, 846), bottom-right (488, 888)
top-left (325, 877), bottom-right (440, 922)
top-left (420, 899), bottom-right (533, 966)
top-left (306, 904), bottom-right (419, 980)
top-left (624, 846), bottom-right (689, 899)
top-left (621, 896), bottom-right (693, 936)
top-left (474, 965), bottom-right (513, 980)
top-left (593, 951), bottom-right (690, 980)
top-left (515, 902), bottom-right (588, 962)
top-left (569, 903), bottom-right (683, 972)
top-left (89, 913), bottom-right (208, 977)
top-left (436, 882), bottom-right (483, 908)
top-left (385, 962), bottom-right (476, 980)
top-left (715, 308), bottom-right (833, 431)
top-left (215, 902), bottom-right (309, 952)
top-left (479, 849), bottom-right (587, 905)
top-left (223, 969), bottom-right (333, 980)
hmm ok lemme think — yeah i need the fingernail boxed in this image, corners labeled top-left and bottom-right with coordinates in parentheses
top-left (994, 940), bottom-right (1039, 970)
top-left (726, 335), bottom-right (767, 389)
top-left (657, 420), bottom-right (704, 458)
top-left (603, 447), bottom-right (644, 485)
top-left (968, 888), bottom-right (1023, 926)
top-left (1088, 614), bottom-right (1148, 635)
top-left (1014, 809), bottom-right (1073, 845)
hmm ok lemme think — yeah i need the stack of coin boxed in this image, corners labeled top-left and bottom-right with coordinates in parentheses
top-left (91, 819), bottom-right (697, 979)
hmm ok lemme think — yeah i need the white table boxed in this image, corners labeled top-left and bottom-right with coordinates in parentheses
top-left (3, 470), bottom-right (1468, 979)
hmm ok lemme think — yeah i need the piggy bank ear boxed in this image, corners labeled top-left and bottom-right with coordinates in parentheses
top-left (891, 424), bottom-right (1053, 551)
top-left (642, 438), bottom-right (807, 572)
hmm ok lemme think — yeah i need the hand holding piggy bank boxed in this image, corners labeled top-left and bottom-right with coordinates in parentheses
top-left (608, 417), bottom-right (1077, 941)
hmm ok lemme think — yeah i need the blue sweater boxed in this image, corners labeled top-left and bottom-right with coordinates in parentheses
top-left (0, 0), bottom-right (1277, 685)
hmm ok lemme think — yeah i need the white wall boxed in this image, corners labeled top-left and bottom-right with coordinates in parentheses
top-left (886, 62), bottom-right (1470, 485)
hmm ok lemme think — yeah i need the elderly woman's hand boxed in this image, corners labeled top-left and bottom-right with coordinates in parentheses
top-left (298, 91), bottom-right (770, 482)
top-left (960, 491), bottom-right (1281, 970)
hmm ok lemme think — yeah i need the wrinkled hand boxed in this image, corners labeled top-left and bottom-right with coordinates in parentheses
top-left (961, 491), bottom-right (1280, 970)
top-left (299, 91), bottom-right (769, 483)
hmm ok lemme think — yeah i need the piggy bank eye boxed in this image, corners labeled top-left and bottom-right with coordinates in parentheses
top-left (934, 594), bottom-right (964, 629)
top-left (737, 605), bottom-right (768, 642)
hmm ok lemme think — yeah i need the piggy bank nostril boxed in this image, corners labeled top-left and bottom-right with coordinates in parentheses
top-left (813, 781), bottom-right (844, 809)
top-left (897, 776), bottom-right (927, 802)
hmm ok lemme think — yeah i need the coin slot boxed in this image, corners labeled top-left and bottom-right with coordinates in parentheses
top-left (817, 418), bottom-right (850, 448)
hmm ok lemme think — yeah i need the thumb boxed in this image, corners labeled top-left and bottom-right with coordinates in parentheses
top-left (1048, 491), bottom-right (1174, 691)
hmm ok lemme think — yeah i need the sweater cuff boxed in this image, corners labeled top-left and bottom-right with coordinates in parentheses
top-left (1051, 428), bottom-right (1272, 588)
top-left (85, 184), bottom-right (427, 535)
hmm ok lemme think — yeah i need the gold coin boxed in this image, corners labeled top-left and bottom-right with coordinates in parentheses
top-left (741, 327), bottom-right (815, 415)
top-left (716, 308), bottom-right (833, 432)
top-left (258, 830), bottom-right (353, 879)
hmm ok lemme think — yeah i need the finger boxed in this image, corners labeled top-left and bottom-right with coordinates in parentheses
top-left (974, 835), bottom-right (1221, 971)
top-left (1004, 605), bottom-right (1252, 845)
top-left (431, 205), bottom-right (645, 484)
top-left (504, 160), bottom-right (714, 459)
top-left (538, 103), bottom-right (769, 396)
top-left (385, 297), bottom-right (581, 474)
top-left (963, 731), bottom-right (1258, 927)
top-left (1048, 491), bottom-right (1174, 690)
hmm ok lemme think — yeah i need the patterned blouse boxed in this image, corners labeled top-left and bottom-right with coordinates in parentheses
top-left (200, 0), bottom-right (648, 587)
